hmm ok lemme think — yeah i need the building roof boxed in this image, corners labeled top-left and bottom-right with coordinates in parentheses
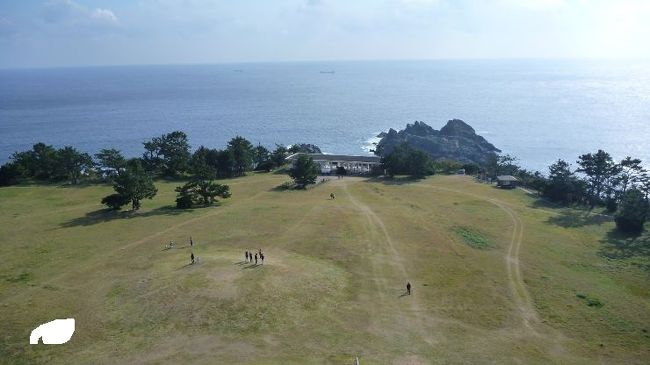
top-left (287, 153), bottom-right (381, 163)
top-left (496, 175), bottom-right (519, 181)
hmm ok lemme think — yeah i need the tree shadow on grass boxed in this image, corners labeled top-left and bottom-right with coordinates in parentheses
top-left (60, 205), bottom-right (193, 227)
top-left (161, 246), bottom-right (189, 251)
top-left (545, 209), bottom-right (612, 228)
top-left (269, 183), bottom-right (297, 192)
top-left (529, 199), bottom-right (563, 210)
top-left (176, 262), bottom-right (198, 270)
top-left (364, 176), bottom-right (425, 186)
top-left (599, 230), bottom-right (650, 261)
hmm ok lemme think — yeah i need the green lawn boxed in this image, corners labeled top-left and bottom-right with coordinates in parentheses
top-left (0, 174), bottom-right (648, 364)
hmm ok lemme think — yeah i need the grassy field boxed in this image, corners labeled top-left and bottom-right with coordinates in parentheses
top-left (1, 173), bottom-right (649, 364)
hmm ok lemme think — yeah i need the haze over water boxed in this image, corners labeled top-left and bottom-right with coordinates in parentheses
top-left (1, 59), bottom-right (649, 172)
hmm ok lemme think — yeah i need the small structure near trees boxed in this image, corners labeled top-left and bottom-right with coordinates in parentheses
top-left (496, 175), bottom-right (519, 189)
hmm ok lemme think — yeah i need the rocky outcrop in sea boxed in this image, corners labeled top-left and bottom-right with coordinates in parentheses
top-left (375, 119), bottom-right (500, 165)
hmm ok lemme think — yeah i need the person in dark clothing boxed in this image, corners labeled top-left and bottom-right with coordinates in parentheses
top-left (260, 253), bottom-right (264, 264)
top-left (191, 252), bottom-right (195, 265)
top-left (406, 282), bottom-right (411, 295)
top-left (254, 254), bottom-right (258, 265)
top-left (190, 236), bottom-right (193, 247)
top-left (245, 251), bottom-right (249, 262)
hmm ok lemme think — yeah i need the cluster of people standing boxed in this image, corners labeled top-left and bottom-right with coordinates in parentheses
top-left (166, 237), bottom-right (266, 268)
top-left (166, 237), bottom-right (198, 265)
top-left (245, 249), bottom-right (264, 265)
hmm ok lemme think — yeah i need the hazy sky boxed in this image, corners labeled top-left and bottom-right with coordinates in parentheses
top-left (1, 0), bottom-right (649, 68)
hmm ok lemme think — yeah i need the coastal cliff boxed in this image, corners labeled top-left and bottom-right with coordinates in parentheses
top-left (375, 119), bottom-right (500, 165)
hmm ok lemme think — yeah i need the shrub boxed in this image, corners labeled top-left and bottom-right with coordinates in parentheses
top-left (255, 160), bottom-right (275, 172)
top-left (615, 189), bottom-right (648, 233)
top-left (276, 181), bottom-right (295, 190)
top-left (288, 154), bottom-right (319, 188)
top-left (0, 162), bottom-right (23, 186)
top-left (101, 193), bottom-right (130, 210)
top-left (587, 298), bottom-right (604, 308)
top-left (576, 293), bottom-right (603, 308)
top-left (605, 198), bottom-right (617, 213)
top-left (175, 194), bottom-right (194, 209)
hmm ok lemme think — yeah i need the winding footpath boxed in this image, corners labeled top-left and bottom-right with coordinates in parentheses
top-left (417, 184), bottom-right (541, 334)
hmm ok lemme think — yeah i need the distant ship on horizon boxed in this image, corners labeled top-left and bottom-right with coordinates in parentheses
top-left (319, 70), bottom-right (335, 74)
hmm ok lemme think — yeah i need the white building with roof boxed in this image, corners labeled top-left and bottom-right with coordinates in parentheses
top-left (286, 153), bottom-right (382, 175)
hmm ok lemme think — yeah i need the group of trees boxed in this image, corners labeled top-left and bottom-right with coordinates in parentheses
top-left (0, 143), bottom-right (94, 185)
top-left (7, 131), bottom-right (645, 231)
top-left (175, 178), bottom-right (231, 208)
top-left (483, 150), bottom-right (649, 233)
top-left (485, 154), bottom-right (520, 179)
top-left (432, 159), bottom-right (480, 175)
top-left (143, 131), bottom-right (191, 176)
top-left (382, 143), bottom-right (435, 178)
top-left (140, 132), bottom-right (278, 178)
top-left (101, 159), bottom-right (157, 211)
top-left (544, 151), bottom-right (649, 233)
top-left (0, 143), bottom-right (133, 187)
top-left (187, 138), bottom-right (297, 179)
top-left (0, 131), bottom-right (327, 210)
top-left (382, 144), bottom-right (484, 178)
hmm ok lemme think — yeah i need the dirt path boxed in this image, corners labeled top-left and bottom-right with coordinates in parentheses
top-left (338, 180), bottom-right (438, 346)
top-left (414, 184), bottom-right (542, 335)
top-left (488, 198), bottom-right (539, 333)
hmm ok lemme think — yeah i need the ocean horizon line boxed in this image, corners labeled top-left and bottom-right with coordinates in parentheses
top-left (2, 57), bottom-right (650, 72)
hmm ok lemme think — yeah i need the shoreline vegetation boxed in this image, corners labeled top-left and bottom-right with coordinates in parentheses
top-left (1, 122), bottom-right (648, 232)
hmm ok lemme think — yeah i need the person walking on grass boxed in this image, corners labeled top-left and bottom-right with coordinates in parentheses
top-left (245, 251), bottom-right (249, 262)
top-left (190, 236), bottom-right (193, 247)
top-left (254, 253), bottom-right (258, 265)
top-left (260, 252), bottom-right (264, 264)
top-left (191, 252), bottom-right (195, 265)
top-left (406, 282), bottom-right (411, 295)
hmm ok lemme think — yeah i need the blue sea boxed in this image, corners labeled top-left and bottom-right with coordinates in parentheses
top-left (1, 60), bottom-right (649, 172)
